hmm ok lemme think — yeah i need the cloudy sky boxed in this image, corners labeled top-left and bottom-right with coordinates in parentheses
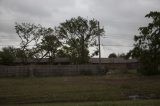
top-left (0, 0), bottom-right (160, 57)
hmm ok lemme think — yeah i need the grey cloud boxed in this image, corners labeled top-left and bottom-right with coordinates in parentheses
top-left (0, 0), bottom-right (75, 18)
top-left (0, 0), bottom-right (160, 56)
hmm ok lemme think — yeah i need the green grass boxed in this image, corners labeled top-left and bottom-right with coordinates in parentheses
top-left (7, 100), bottom-right (160, 106)
top-left (0, 74), bottom-right (160, 105)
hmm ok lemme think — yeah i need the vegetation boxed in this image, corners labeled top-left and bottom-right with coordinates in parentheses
top-left (108, 53), bottom-right (117, 58)
top-left (6, 100), bottom-right (160, 106)
top-left (118, 53), bottom-right (127, 59)
top-left (15, 23), bottom-right (43, 63)
top-left (0, 46), bottom-right (16, 65)
top-left (37, 28), bottom-right (62, 63)
top-left (58, 16), bottom-right (104, 64)
top-left (108, 53), bottom-right (128, 59)
top-left (128, 11), bottom-right (160, 75)
top-left (0, 17), bottom-right (104, 64)
top-left (0, 75), bottom-right (160, 105)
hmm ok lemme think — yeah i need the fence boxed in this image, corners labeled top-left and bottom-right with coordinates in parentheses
top-left (0, 65), bottom-right (107, 77)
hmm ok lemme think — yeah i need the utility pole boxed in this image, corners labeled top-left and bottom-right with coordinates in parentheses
top-left (98, 22), bottom-right (101, 65)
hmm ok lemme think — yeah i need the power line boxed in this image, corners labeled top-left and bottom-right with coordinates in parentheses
top-left (101, 44), bottom-right (133, 47)
top-left (0, 34), bottom-right (136, 43)
top-left (0, 44), bottom-right (134, 47)
top-left (0, 45), bottom-right (36, 47)
top-left (0, 37), bottom-right (133, 40)
top-left (101, 37), bottom-right (133, 41)
top-left (102, 34), bottom-right (139, 39)
top-left (104, 33), bottom-right (138, 36)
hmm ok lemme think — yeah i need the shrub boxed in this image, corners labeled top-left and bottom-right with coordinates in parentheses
top-left (80, 69), bottom-right (93, 75)
top-left (137, 64), bottom-right (160, 76)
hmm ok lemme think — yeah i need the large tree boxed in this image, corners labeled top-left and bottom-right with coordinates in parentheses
top-left (129, 11), bottom-right (160, 75)
top-left (38, 28), bottom-right (61, 63)
top-left (58, 16), bottom-right (104, 64)
top-left (15, 23), bottom-right (62, 64)
top-left (15, 23), bottom-right (43, 63)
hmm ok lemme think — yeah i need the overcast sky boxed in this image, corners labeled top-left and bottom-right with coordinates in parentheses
top-left (0, 0), bottom-right (160, 57)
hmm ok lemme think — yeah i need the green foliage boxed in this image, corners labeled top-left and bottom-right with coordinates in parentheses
top-left (1, 75), bottom-right (160, 105)
top-left (108, 53), bottom-right (117, 58)
top-left (129, 11), bottom-right (160, 75)
top-left (58, 16), bottom-right (104, 64)
top-left (0, 47), bottom-right (16, 65)
top-left (15, 23), bottom-right (42, 49)
top-left (15, 23), bottom-right (43, 63)
top-left (118, 53), bottom-right (127, 59)
top-left (14, 17), bottom-right (104, 64)
top-left (80, 69), bottom-right (93, 75)
top-left (10, 100), bottom-right (160, 106)
top-left (38, 28), bottom-right (61, 63)
top-left (14, 23), bottom-right (61, 64)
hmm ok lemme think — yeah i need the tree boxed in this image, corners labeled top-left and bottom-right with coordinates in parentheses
top-left (129, 11), bottom-right (160, 75)
top-left (108, 53), bottom-right (117, 58)
top-left (38, 28), bottom-right (61, 63)
top-left (0, 46), bottom-right (16, 65)
top-left (58, 16), bottom-right (104, 64)
top-left (117, 53), bottom-right (127, 59)
top-left (15, 23), bottom-right (43, 63)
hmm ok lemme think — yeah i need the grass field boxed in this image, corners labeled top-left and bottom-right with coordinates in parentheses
top-left (0, 74), bottom-right (160, 105)
top-left (5, 100), bottom-right (160, 106)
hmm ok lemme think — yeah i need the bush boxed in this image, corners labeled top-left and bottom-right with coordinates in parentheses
top-left (137, 64), bottom-right (160, 76)
top-left (98, 66), bottom-right (108, 75)
top-left (79, 66), bottom-right (108, 76)
top-left (80, 69), bottom-right (93, 75)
